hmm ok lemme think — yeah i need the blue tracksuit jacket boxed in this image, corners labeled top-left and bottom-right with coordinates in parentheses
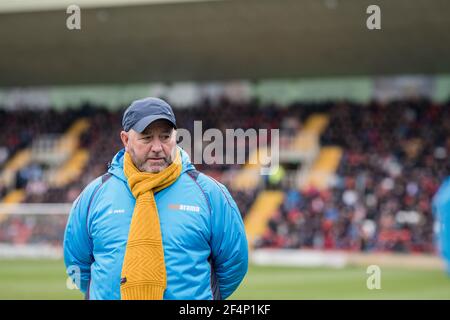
top-left (63, 146), bottom-right (248, 299)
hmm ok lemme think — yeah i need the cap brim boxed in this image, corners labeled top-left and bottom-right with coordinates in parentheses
top-left (131, 114), bottom-right (177, 133)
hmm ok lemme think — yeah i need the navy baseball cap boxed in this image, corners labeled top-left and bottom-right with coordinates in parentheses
top-left (122, 97), bottom-right (177, 132)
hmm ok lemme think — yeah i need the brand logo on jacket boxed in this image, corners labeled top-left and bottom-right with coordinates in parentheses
top-left (168, 204), bottom-right (200, 213)
top-left (107, 209), bottom-right (126, 214)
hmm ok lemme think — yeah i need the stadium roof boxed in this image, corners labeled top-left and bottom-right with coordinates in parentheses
top-left (1, 0), bottom-right (450, 86)
top-left (0, 0), bottom-right (211, 13)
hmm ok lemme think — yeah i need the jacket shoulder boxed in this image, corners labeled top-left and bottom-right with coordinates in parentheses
top-left (73, 173), bottom-right (113, 209)
top-left (185, 170), bottom-right (237, 210)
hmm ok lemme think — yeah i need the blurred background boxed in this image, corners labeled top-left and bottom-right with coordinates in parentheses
top-left (0, 0), bottom-right (450, 299)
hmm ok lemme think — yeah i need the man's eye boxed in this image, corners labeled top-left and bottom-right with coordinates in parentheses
top-left (161, 135), bottom-right (170, 140)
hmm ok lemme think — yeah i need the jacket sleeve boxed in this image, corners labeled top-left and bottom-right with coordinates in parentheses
top-left (209, 181), bottom-right (249, 299)
top-left (63, 181), bottom-right (98, 295)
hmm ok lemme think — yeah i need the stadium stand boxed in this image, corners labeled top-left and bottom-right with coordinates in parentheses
top-left (0, 98), bottom-right (448, 255)
top-left (257, 99), bottom-right (449, 253)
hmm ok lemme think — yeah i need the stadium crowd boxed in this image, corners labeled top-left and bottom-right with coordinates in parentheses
top-left (257, 99), bottom-right (449, 253)
top-left (0, 98), bottom-right (448, 253)
top-left (0, 108), bottom-right (78, 167)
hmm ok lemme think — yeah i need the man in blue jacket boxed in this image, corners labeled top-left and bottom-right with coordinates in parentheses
top-left (64, 97), bottom-right (248, 300)
top-left (432, 176), bottom-right (450, 276)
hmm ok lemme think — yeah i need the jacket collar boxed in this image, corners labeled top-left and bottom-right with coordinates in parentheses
top-left (108, 146), bottom-right (195, 183)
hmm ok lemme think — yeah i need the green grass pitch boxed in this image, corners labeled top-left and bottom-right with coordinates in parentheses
top-left (0, 259), bottom-right (449, 299)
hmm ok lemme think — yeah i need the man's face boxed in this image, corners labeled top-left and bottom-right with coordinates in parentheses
top-left (120, 119), bottom-right (177, 173)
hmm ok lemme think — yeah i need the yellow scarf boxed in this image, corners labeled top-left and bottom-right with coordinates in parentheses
top-left (121, 149), bottom-right (182, 300)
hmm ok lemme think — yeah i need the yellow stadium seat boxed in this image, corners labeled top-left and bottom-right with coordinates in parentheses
top-left (244, 190), bottom-right (284, 249)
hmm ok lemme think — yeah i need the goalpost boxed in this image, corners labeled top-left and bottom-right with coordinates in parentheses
top-left (0, 203), bottom-right (72, 259)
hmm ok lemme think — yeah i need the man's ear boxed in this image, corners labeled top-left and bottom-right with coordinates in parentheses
top-left (120, 131), bottom-right (129, 152)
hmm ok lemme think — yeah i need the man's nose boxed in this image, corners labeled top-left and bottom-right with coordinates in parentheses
top-left (151, 139), bottom-right (163, 153)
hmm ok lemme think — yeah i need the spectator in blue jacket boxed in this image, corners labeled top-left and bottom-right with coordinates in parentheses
top-left (63, 97), bottom-right (248, 299)
top-left (432, 176), bottom-right (450, 276)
